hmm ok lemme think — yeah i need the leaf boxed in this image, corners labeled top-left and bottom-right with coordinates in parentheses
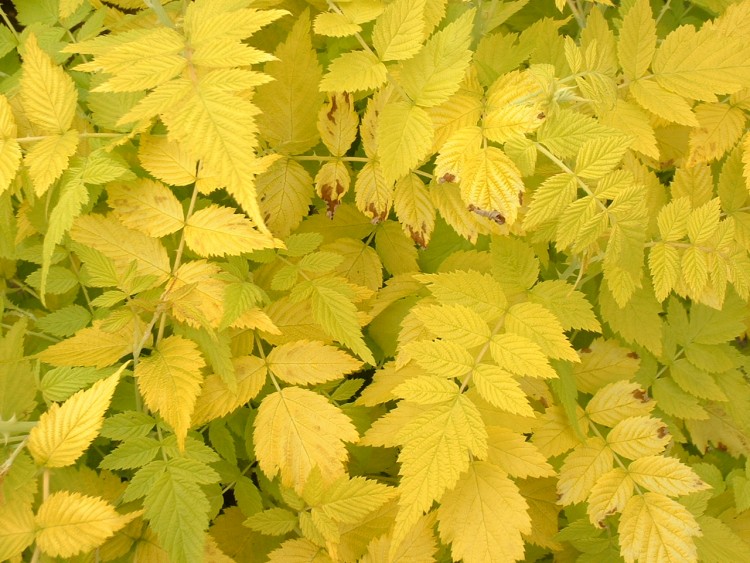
top-left (35, 304), bottom-right (91, 338)
top-left (401, 339), bottom-right (474, 378)
top-left (630, 79), bottom-right (698, 126)
top-left (267, 538), bottom-right (333, 562)
top-left (184, 204), bottom-right (279, 257)
top-left (393, 375), bottom-right (460, 404)
top-left (138, 134), bottom-right (197, 186)
top-left (40, 366), bottom-right (111, 403)
top-left (528, 280), bottom-right (601, 332)
top-left (257, 157), bottom-right (314, 238)
top-left (628, 456), bottom-right (709, 497)
top-left (695, 514), bottom-right (750, 563)
top-left (108, 179), bottom-right (184, 238)
top-left (687, 103), bottom-right (747, 165)
top-left (536, 108), bottom-right (615, 158)
top-left (413, 303), bottom-right (490, 348)
top-left (100, 436), bottom-right (162, 470)
top-left (557, 437), bottom-right (614, 506)
top-left (485, 426), bottom-right (555, 478)
top-left (267, 340), bottom-right (362, 385)
top-left (437, 461), bottom-right (530, 563)
top-left (315, 476), bottom-right (397, 523)
top-left (483, 70), bottom-right (544, 144)
top-left (0, 95), bottom-right (21, 196)
top-left (254, 386), bottom-right (359, 492)
top-left (472, 364), bottom-right (533, 416)
top-left (607, 416), bottom-right (670, 459)
top-left (135, 336), bottom-right (205, 450)
top-left (354, 160), bottom-right (393, 222)
top-left (574, 136), bottom-right (630, 180)
top-left (395, 395), bottom-right (487, 535)
top-left (489, 332), bottom-right (557, 379)
top-left (378, 102), bottom-right (433, 183)
top-left (256, 13), bottom-right (324, 154)
top-left (375, 220), bottom-right (419, 274)
top-left (28, 367), bottom-right (123, 467)
top-left (144, 462), bottom-right (211, 563)
top-left (504, 302), bottom-right (578, 362)
top-left (393, 173), bottom-right (435, 246)
top-left (25, 130), bottom-right (79, 196)
top-left (461, 145), bottom-right (524, 225)
top-left (617, 0), bottom-right (656, 80)
top-left (586, 467), bottom-right (634, 526)
top-left (649, 242), bottom-right (681, 302)
top-left (318, 92), bottom-right (359, 157)
top-left (523, 172), bottom-right (577, 230)
top-left (320, 50), bottom-right (387, 93)
top-left (585, 380), bottom-right (655, 427)
top-left (619, 492), bottom-right (701, 563)
top-left (372, 0), bottom-right (425, 61)
top-left (20, 34), bottom-right (77, 132)
top-left (400, 9), bottom-right (475, 107)
top-left (0, 504), bottom-right (35, 561)
top-left (245, 508), bottom-right (298, 535)
top-left (35, 491), bottom-right (141, 558)
top-left (192, 355), bottom-right (267, 427)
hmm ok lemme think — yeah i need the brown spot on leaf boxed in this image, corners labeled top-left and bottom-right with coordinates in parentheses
top-left (468, 204), bottom-right (505, 225)
top-left (632, 388), bottom-right (650, 403)
top-left (408, 225), bottom-right (427, 248)
top-left (537, 112), bottom-right (545, 119)
top-left (320, 180), bottom-right (346, 218)
top-left (657, 426), bottom-right (669, 439)
top-left (518, 191), bottom-right (523, 206)
top-left (326, 95), bottom-right (338, 122)
top-left (539, 396), bottom-right (549, 409)
top-left (717, 442), bottom-right (728, 452)
top-left (367, 202), bottom-right (387, 224)
top-left (580, 347), bottom-right (592, 353)
top-left (439, 173), bottom-right (456, 184)
top-left (627, 351), bottom-right (639, 359)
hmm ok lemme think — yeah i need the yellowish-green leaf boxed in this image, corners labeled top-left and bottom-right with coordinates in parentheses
top-left (320, 50), bottom-right (387, 93)
top-left (486, 426), bottom-right (554, 478)
top-left (25, 130), bottom-right (79, 196)
top-left (21, 34), bottom-right (77, 132)
top-left (372, 0), bottom-right (425, 61)
top-left (393, 375), bottom-right (460, 404)
top-left (489, 332), bottom-right (557, 379)
top-left (37, 321), bottom-right (133, 369)
top-left (0, 98), bottom-right (21, 196)
top-left (315, 159), bottom-right (351, 217)
top-left (600, 99), bottom-right (659, 159)
top-left (619, 492), bottom-right (701, 563)
top-left (437, 460), bottom-right (530, 563)
top-left (267, 340), bottom-right (362, 385)
top-left (460, 146), bottom-right (524, 225)
top-left (135, 336), bottom-right (205, 450)
top-left (245, 507), bottom-right (298, 536)
top-left (393, 173), bottom-right (435, 246)
top-left (318, 92), bottom-right (359, 157)
top-left (617, 0), bottom-right (656, 80)
top-left (191, 355), bottom-right (266, 427)
top-left (0, 503), bottom-right (35, 561)
top-left (108, 179), bottom-right (184, 238)
top-left (505, 302), bottom-right (578, 362)
top-left (536, 108), bottom-right (615, 158)
top-left (401, 339), bottom-right (474, 378)
top-left (586, 467), bottom-right (634, 526)
top-left (28, 368), bottom-right (123, 467)
top-left (585, 380), bottom-right (655, 427)
top-left (184, 204), bottom-right (279, 257)
top-left (354, 160), bottom-right (393, 222)
top-left (687, 103), bottom-right (746, 166)
top-left (649, 242), bottom-right (681, 302)
top-left (630, 79), bottom-right (698, 126)
top-left (413, 303), bottom-right (490, 348)
top-left (378, 102), bottom-right (433, 182)
top-left (36, 491), bottom-right (141, 558)
top-left (575, 136), bottom-right (630, 180)
top-left (628, 456), bottom-right (709, 497)
top-left (483, 70), bottom-right (544, 144)
top-left (557, 437), bottom-right (614, 505)
top-left (254, 386), bottom-right (359, 491)
top-left (400, 9), bottom-right (475, 107)
top-left (528, 280), bottom-right (601, 332)
top-left (472, 363), bottom-right (533, 416)
top-left (315, 476), bottom-right (397, 524)
top-left (257, 157), bottom-right (314, 238)
top-left (267, 538), bottom-right (333, 563)
top-left (138, 134), bottom-right (197, 187)
top-left (607, 416), bottom-right (670, 459)
top-left (314, 12), bottom-right (361, 38)
top-left (416, 270), bottom-right (507, 321)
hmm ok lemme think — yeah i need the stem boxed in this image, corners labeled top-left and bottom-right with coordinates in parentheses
top-left (0, 436), bottom-right (30, 476)
top-left (566, 0), bottom-right (586, 29)
top-left (43, 468), bottom-right (50, 499)
top-left (0, 7), bottom-right (19, 40)
top-left (459, 316), bottom-right (505, 393)
top-left (144, 0), bottom-right (176, 28)
top-left (0, 324), bottom-right (60, 343)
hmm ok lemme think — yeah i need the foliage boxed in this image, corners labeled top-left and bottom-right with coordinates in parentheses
top-left (1, 0), bottom-right (750, 561)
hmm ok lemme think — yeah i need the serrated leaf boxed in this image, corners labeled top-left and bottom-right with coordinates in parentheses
top-left (108, 179), bottom-right (184, 238)
top-left (135, 336), bottom-right (205, 451)
top-left (254, 386), bottom-right (359, 492)
top-left (574, 136), bottom-right (629, 180)
top-left (28, 367), bottom-right (123, 467)
top-left (460, 146), bottom-right (524, 226)
top-left (100, 436), bottom-right (162, 470)
top-left (628, 456), bottom-right (709, 497)
top-left (413, 303), bottom-right (490, 348)
top-left (489, 332), bottom-right (557, 379)
top-left (486, 426), bottom-right (555, 478)
top-left (557, 437), bottom-right (614, 506)
top-left (586, 467), bottom-right (634, 526)
top-left (35, 304), bottom-right (91, 338)
top-left (528, 280), bottom-right (601, 332)
top-left (505, 302), bottom-right (578, 362)
top-left (393, 375), bottom-right (460, 404)
top-left (35, 491), bottom-right (141, 558)
top-left (316, 476), bottom-right (397, 524)
top-left (0, 503), bottom-right (35, 561)
top-left (185, 204), bottom-right (279, 257)
top-left (585, 380), bottom-right (654, 427)
top-left (267, 538), bottom-right (333, 562)
top-left (267, 340), bottom-right (362, 385)
top-left (100, 411), bottom-right (156, 441)
top-left (320, 50), bottom-right (387, 93)
top-left (524, 172), bottom-right (577, 230)
top-left (245, 508), bottom-right (298, 535)
top-left (618, 0), bottom-right (656, 80)
top-left (257, 157), bottom-right (314, 238)
top-left (25, 130), bottom-right (79, 196)
top-left (372, 0), bottom-right (424, 61)
top-left (21, 34), bottom-right (77, 132)
top-left (473, 364), bottom-right (533, 416)
top-left (378, 102), bottom-right (433, 183)
top-left (607, 416), bottom-right (670, 459)
top-left (138, 134), bottom-right (197, 186)
top-left (401, 339), bottom-right (474, 378)
top-left (40, 365), bottom-right (114, 403)
top-left (0, 95), bottom-right (21, 196)
top-left (649, 242), bottom-right (681, 302)
top-left (630, 79), bottom-right (698, 126)
top-left (318, 92), bottom-right (359, 157)
top-left (619, 492), bottom-right (701, 563)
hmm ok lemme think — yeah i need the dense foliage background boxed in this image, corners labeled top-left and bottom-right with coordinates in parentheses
top-left (2, 0), bottom-right (750, 561)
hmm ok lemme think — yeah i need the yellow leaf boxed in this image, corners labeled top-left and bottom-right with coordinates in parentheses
top-left (607, 416), bottom-right (670, 459)
top-left (378, 102), bottom-right (433, 183)
top-left (315, 159), bottom-right (351, 217)
top-left (401, 339), bottom-right (473, 378)
top-left (649, 242), bottom-right (681, 302)
top-left (318, 92), bottom-right (359, 157)
top-left (354, 160), bottom-right (393, 222)
top-left (360, 512), bottom-right (437, 563)
top-left (0, 503), bottom-right (35, 561)
top-left (393, 173), bottom-right (435, 246)
top-left (75, 28), bottom-right (186, 93)
top-left (0, 97), bottom-right (20, 196)
top-left (687, 102), bottom-right (747, 166)
top-left (267, 340), bottom-right (363, 385)
top-left (489, 332), bottom-right (557, 379)
top-left (59, 0), bottom-right (84, 18)
top-left (268, 538), bottom-right (333, 563)
top-left (138, 134), bottom-right (197, 187)
top-left (191, 355), bottom-right (266, 427)
top-left (135, 336), bottom-right (205, 450)
top-left (371, 0), bottom-right (425, 61)
top-left (36, 491), bottom-right (141, 558)
top-left (393, 375), bottom-right (460, 404)
top-left (314, 12), bottom-right (362, 38)
top-left (460, 146), bottom-right (524, 226)
top-left (617, 0), bottom-right (656, 80)
top-left (321, 237), bottom-right (383, 290)
top-left (472, 364), bottom-right (533, 417)
top-left (184, 204), bottom-right (279, 257)
top-left (395, 395), bottom-right (487, 537)
top-left (437, 461), bottom-right (531, 563)
top-left (486, 426), bottom-right (555, 478)
top-left (320, 51), bottom-right (387, 93)
top-left (627, 456), bottom-right (710, 497)
top-left (108, 179), bottom-right (184, 238)
top-left (585, 380), bottom-right (655, 427)
top-left (599, 99), bottom-right (659, 160)
top-left (557, 437), bottom-right (614, 505)
top-left (184, 3), bottom-right (287, 45)
top-left (505, 302), bottom-right (578, 362)
top-left (586, 467), bottom-right (634, 526)
top-left (416, 270), bottom-right (507, 321)
top-left (315, 476), bottom-right (397, 524)
top-left (575, 135), bottom-right (630, 180)
top-left (484, 70), bottom-right (544, 144)
top-left (257, 157), bottom-right (314, 238)
top-left (28, 368), bottom-right (123, 467)
top-left (429, 74), bottom-right (484, 152)
top-left (400, 9), bottom-right (475, 107)
top-left (165, 260), bottom-right (226, 329)
top-left (630, 79), bottom-right (698, 126)
top-left (20, 34), bottom-right (77, 132)
top-left (619, 492), bottom-right (701, 563)
top-left (25, 130), bottom-right (79, 196)
top-left (533, 405), bottom-right (589, 458)
top-left (256, 14), bottom-right (324, 155)
top-left (434, 125), bottom-right (483, 184)
top-left (37, 321), bottom-right (133, 369)
top-left (254, 386), bottom-right (359, 492)
top-left (413, 303), bottom-right (490, 348)
top-left (71, 214), bottom-right (171, 285)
